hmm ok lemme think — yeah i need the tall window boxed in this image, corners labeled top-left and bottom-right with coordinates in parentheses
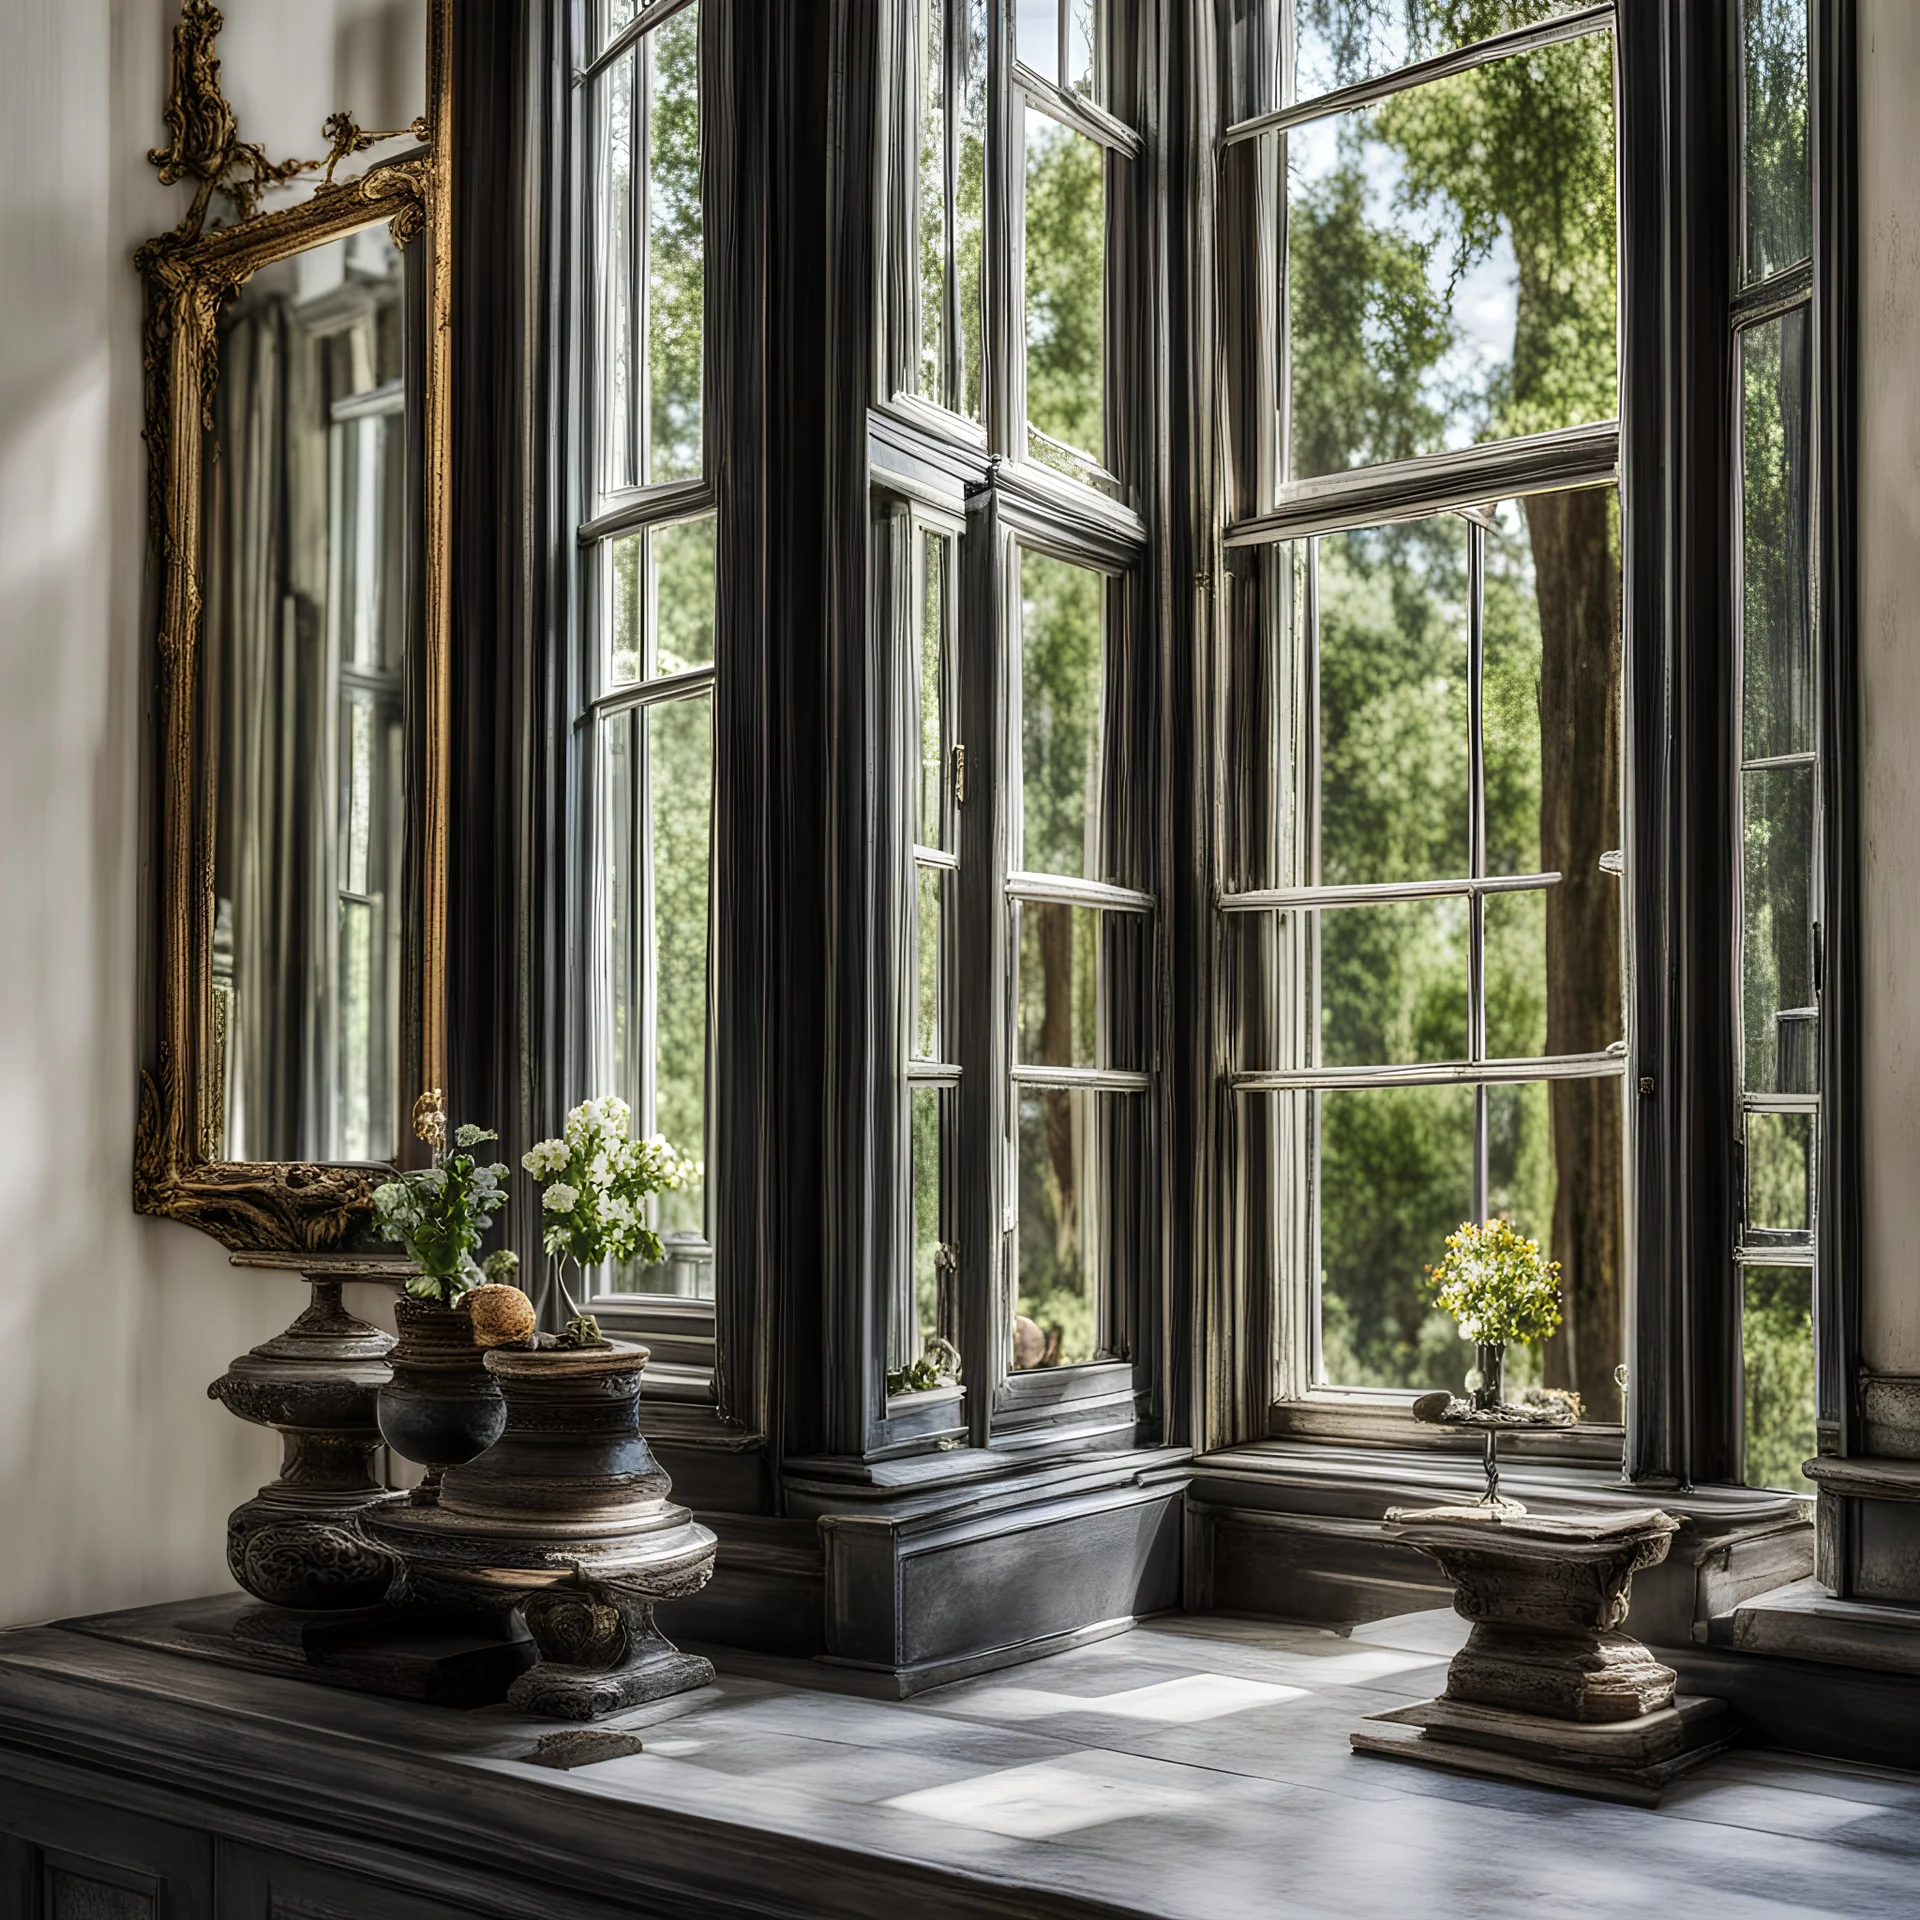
top-left (882, 0), bottom-right (1152, 1420)
top-left (1009, 546), bottom-right (1151, 1370)
top-left (897, 512), bottom-right (964, 1376)
top-left (578, 0), bottom-right (715, 1298)
top-left (1220, 5), bottom-right (1627, 1422)
top-left (1734, 0), bottom-right (1819, 1493)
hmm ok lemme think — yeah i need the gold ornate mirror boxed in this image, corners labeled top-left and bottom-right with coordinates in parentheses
top-left (134, 0), bottom-right (451, 1252)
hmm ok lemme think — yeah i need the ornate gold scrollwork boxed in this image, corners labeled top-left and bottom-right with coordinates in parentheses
top-left (134, 1), bottom-right (453, 1254)
top-left (148, 2), bottom-right (431, 242)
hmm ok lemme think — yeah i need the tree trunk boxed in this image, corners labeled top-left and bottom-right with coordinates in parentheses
top-left (1526, 489), bottom-right (1624, 1420)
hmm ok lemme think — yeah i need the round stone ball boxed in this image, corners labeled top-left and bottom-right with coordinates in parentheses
top-left (466, 1283), bottom-right (538, 1349)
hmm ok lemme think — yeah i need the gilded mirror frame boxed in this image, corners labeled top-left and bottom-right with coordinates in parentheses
top-left (133, 0), bottom-right (452, 1252)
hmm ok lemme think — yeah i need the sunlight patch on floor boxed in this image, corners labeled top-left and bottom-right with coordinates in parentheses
top-left (960, 1673), bottom-right (1308, 1723)
top-left (885, 1758), bottom-right (1205, 1838)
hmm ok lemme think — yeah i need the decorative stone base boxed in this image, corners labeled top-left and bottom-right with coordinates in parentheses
top-left (364, 1344), bottom-right (719, 1720)
top-left (68, 1594), bottom-right (537, 1708)
top-left (508, 1640), bottom-right (716, 1720)
top-left (1351, 1506), bottom-right (1736, 1803)
top-left (1353, 1694), bottom-right (1737, 1807)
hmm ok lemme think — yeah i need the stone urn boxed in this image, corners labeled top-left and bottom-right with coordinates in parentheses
top-left (208, 1274), bottom-right (399, 1610)
top-left (365, 1341), bottom-right (717, 1719)
top-left (376, 1296), bottom-right (507, 1503)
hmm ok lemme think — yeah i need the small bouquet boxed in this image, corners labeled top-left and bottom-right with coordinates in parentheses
top-left (1425, 1217), bottom-right (1563, 1348)
top-left (371, 1090), bottom-right (519, 1307)
top-left (522, 1095), bottom-right (698, 1338)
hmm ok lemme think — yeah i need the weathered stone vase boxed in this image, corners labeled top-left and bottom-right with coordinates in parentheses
top-left (366, 1341), bottom-right (717, 1719)
top-left (375, 1295), bottom-right (507, 1503)
top-left (209, 1277), bottom-right (399, 1609)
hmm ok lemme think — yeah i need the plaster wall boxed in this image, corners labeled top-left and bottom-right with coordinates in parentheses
top-left (0, 0), bottom-right (416, 1632)
top-left (1858, 2), bottom-right (1920, 1376)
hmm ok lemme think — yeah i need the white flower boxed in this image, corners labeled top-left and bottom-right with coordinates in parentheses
top-left (523, 1138), bottom-right (567, 1178)
top-left (543, 1181), bottom-right (579, 1213)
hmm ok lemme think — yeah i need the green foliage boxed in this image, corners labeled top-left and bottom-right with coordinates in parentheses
top-left (1742, 0), bottom-right (1812, 280)
top-left (370, 1101), bottom-right (510, 1307)
top-left (1376, 26), bottom-right (1617, 443)
top-left (1020, 551), bottom-right (1103, 879)
top-left (1426, 1216), bottom-right (1563, 1346)
top-left (1743, 1265), bottom-right (1816, 1494)
top-left (1023, 116), bottom-right (1104, 461)
top-left (646, 6), bottom-right (703, 482)
top-left (1288, 162), bottom-right (1455, 478)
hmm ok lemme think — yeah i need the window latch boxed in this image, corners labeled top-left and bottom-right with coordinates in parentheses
top-left (1599, 849), bottom-right (1624, 876)
top-left (952, 743), bottom-right (967, 806)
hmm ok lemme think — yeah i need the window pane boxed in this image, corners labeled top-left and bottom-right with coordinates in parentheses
top-left (655, 515), bottom-right (717, 674)
top-left (1743, 0), bottom-right (1812, 284)
top-left (910, 0), bottom-right (948, 405)
top-left (650, 693), bottom-right (711, 1238)
top-left (1066, 0), bottom-right (1099, 103)
top-left (1748, 1108), bottom-right (1815, 1237)
top-left (1017, 0), bottom-right (1059, 86)
top-left (1024, 112), bottom-right (1106, 470)
top-left (1317, 1082), bottom-right (1473, 1389)
top-left (608, 514), bottom-right (715, 688)
top-left (1744, 1265), bottom-right (1816, 1494)
top-left (1741, 310), bottom-right (1814, 761)
top-left (1485, 884), bottom-right (1622, 1059)
top-left (1015, 1086), bottom-right (1108, 1367)
top-left (918, 530), bottom-right (949, 849)
top-left (646, 4), bottom-right (704, 483)
top-left (1485, 1081), bottom-right (1555, 1248)
top-left (1020, 550), bottom-right (1105, 880)
top-left (956, 0), bottom-right (989, 422)
top-left (1286, 31), bottom-right (1616, 480)
top-left (1316, 518), bottom-right (1469, 886)
top-left (600, 52), bottom-right (637, 490)
top-left (916, 0), bottom-right (949, 406)
top-left (1318, 898), bottom-right (1468, 1067)
top-left (916, 863), bottom-right (944, 1061)
top-left (1484, 888), bottom-right (1544, 1059)
top-left (1293, 2), bottom-right (1593, 106)
top-left (1488, 1076), bottom-right (1624, 1419)
top-left (337, 898), bottom-right (373, 1161)
top-left (907, 1084), bottom-right (946, 1365)
top-left (1018, 902), bottom-right (1098, 1068)
top-left (1483, 489), bottom-right (1621, 880)
top-left (596, 0), bottom-right (638, 54)
top-left (1742, 762), bottom-right (1816, 1094)
top-left (599, 695), bottom-right (714, 1295)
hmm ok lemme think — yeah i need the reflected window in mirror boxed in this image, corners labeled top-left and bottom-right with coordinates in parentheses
top-left (576, 0), bottom-right (715, 1299)
top-left (208, 222), bottom-right (415, 1165)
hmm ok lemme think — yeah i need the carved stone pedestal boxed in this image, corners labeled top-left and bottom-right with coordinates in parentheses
top-left (365, 1344), bottom-right (718, 1720)
top-left (1351, 1508), bottom-right (1736, 1804)
top-left (209, 1266), bottom-right (401, 1610)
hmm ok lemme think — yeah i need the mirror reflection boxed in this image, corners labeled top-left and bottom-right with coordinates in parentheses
top-left (207, 222), bottom-right (414, 1165)
top-left (216, 0), bottom-right (430, 213)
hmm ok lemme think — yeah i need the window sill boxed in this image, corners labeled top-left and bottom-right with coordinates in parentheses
top-left (1268, 1392), bottom-right (1625, 1466)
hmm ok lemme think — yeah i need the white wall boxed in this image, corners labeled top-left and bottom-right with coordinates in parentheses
top-left (0, 0), bottom-right (416, 1632)
top-left (1858, 2), bottom-right (1920, 1377)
